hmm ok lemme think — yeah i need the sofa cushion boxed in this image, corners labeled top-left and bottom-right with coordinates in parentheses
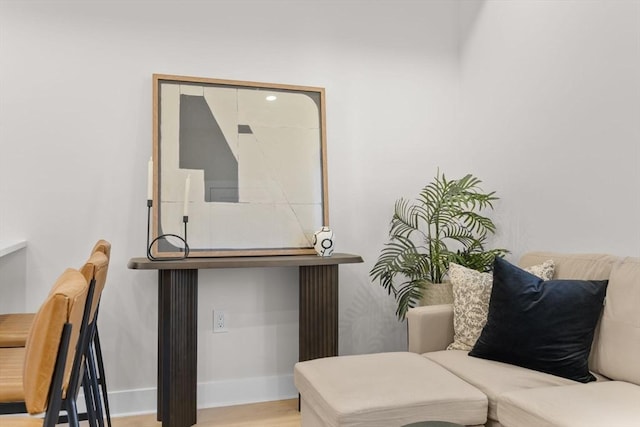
top-left (519, 251), bottom-right (619, 373)
top-left (519, 252), bottom-right (617, 280)
top-left (592, 257), bottom-right (640, 385)
top-left (447, 260), bottom-right (554, 351)
top-left (469, 257), bottom-right (608, 383)
top-left (295, 352), bottom-right (488, 426)
top-left (498, 381), bottom-right (640, 427)
top-left (424, 349), bottom-right (583, 421)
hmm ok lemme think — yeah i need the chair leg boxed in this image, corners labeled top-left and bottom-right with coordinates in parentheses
top-left (64, 276), bottom-right (96, 427)
top-left (94, 329), bottom-right (112, 427)
top-left (65, 398), bottom-right (80, 427)
top-left (44, 323), bottom-right (73, 427)
top-left (83, 368), bottom-right (99, 427)
top-left (87, 343), bottom-right (105, 427)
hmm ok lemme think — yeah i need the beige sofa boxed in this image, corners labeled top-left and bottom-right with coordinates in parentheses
top-left (407, 252), bottom-right (640, 426)
top-left (295, 252), bottom-right (640, 426)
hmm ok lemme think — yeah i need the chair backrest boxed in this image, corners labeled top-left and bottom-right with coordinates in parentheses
top-left (22, 268), bottom-right (89, 414)
top-left (91, 239), bottom-right (111, 260)
top-left (62, 249), bottom-right (109, 401)
top-left (79, 250), bottom-right (110, 324)
top-left (91, 240), bottom-right (111, 295)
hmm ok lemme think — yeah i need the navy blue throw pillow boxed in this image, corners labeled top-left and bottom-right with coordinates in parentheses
top-left (469, 257), bottom-right (608, 383)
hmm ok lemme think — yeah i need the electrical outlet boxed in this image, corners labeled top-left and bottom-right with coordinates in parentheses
top-left (213, 310), bottom-right (228, 333)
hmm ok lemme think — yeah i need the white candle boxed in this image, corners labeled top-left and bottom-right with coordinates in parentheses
top-left (183, 174), bottom-right (191, 217)
top-left (147, 157), bottom-right (153, 200)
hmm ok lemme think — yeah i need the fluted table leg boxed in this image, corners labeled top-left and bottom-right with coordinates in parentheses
top-left (157, 269), bottom-right (198, 427)
top-left (299, 265), bottom-right (339, 361)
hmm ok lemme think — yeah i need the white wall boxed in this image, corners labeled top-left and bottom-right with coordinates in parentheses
top-left (0, 0), bottom-right (459, 415)
top-left (0, 245), bottom-right (27, 313)
top-left (455, 0), bottom-right (640, 260)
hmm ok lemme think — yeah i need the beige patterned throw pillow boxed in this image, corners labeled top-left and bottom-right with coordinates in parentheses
top-left (447, 260), bottom-right (555, 351)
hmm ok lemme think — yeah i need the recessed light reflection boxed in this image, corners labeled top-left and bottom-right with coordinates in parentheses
top-left (265, 95), bottom-right (277, 102)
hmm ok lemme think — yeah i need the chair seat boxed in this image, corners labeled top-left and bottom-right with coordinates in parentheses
top-left (0, 347), bottom-right (26, 402)
top-left (0, 313), bottom-right (34, 347)
top-left (0, 417), bottom-right (44, 427)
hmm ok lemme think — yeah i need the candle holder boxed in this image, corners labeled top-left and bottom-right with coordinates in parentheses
top-left (183, 215), bottom-right (189, 245)
top-left (146, 200), bottom-right (190, 261)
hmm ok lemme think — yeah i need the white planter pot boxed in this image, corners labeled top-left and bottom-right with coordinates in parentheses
top-left (419, 281), bottom-right (453, 306)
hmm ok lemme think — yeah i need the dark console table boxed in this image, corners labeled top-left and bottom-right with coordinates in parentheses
top-left (127, 253), bottom-right (363, 427)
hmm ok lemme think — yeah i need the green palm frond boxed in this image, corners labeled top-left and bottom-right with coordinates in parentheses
top-left (370, 169), bottom-right (509, 320)
top-left (394, 278), bottom-right (428, 319)
top-left (389, 198), bottom-right (422, 238)
top-left (370, 235), bottom-right (430, 296)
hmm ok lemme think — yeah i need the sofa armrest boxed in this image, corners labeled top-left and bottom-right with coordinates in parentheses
top-left (407, 304), bottom-right (454, 354)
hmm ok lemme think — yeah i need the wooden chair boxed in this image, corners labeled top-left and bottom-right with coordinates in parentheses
top-left (62, 246), bottom-right (111, 427)
top-left (0, 240), bottom-right (113, 427)
top-left (0, 268), bottom-right (89, 427)
top-left (0, 244), bottom-right (111, 427)
top-left (81, 240), bottom-right (112, 427)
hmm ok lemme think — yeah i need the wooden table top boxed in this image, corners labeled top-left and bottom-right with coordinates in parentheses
top-left (128, 252), bottom-right (363, 270)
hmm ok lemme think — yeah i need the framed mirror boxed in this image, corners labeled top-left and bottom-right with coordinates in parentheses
top-left (151, 74), bottom-right (328, 258)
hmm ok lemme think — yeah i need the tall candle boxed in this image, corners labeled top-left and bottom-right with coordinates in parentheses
top-left (183, 174), bottom-right (191, 217)
top-left (147, 157), bottom-right (153, 200)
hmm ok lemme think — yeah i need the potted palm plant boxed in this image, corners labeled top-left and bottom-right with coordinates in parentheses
top-left (370, 170), bottom-right (508, 320)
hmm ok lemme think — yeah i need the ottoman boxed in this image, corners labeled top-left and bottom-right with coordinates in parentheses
top-left (294, 352), bottom-right (488, 427)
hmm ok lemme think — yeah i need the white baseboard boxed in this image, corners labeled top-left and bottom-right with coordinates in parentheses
top-left (99, 374), bottom-right (297, 418)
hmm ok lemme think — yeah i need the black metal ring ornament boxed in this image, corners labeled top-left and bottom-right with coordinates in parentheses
top-left (146, 200), bottom-right (190, 261)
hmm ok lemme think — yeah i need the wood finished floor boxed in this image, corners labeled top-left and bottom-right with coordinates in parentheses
top-left (76, 399), bottom-right (301, 427)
